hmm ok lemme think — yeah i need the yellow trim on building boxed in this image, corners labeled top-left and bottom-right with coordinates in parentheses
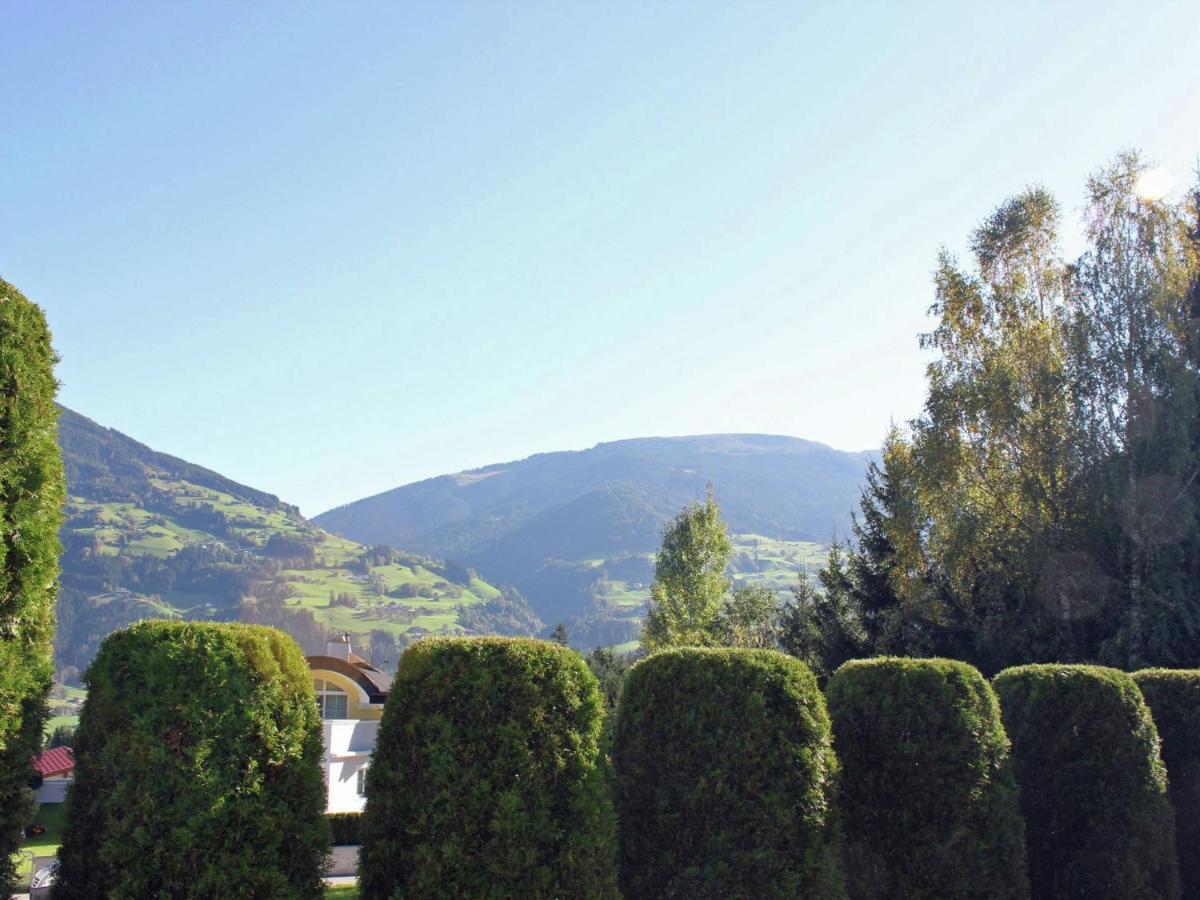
top-left (310, 667), bottom-right (384, 720)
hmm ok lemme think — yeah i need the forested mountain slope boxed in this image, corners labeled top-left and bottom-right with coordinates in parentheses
top-left (317, 434), bottom-right (871, 639)
top-left (54, 407), bottom-right (529, 680)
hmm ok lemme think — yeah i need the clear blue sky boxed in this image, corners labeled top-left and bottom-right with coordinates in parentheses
top-left (3, 2), bottom-right (1197, 516)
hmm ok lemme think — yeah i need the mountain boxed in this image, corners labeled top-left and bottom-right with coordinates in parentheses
top-left (54, 407), bottom-right (531, 681)
top-left (315, 434), bottom-right (873, 639)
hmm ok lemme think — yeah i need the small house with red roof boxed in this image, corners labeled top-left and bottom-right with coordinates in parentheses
top-left (33, 746), bottom-right (74, 804)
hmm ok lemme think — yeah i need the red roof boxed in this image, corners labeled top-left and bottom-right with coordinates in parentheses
top-left (34, 746), bottom-right (74, 778)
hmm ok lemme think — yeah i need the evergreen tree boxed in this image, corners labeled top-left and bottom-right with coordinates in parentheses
top-left (825, 154), bottom-right (1200, 673)
top-left (0, 277), bottom-right (65, 893)
top-left (585, 645), bottom-right (631, 709)
top-left (640, 487), bottom-right (732, 652)
top-left (779, 549), bottom-right (866, 681)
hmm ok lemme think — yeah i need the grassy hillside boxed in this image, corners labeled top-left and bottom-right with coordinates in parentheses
top-left (55, 412), bottom-right (843, 669)
top-left (544, 534), bottom-right (827, 648)
top-left (55, 408), bottom-right (534, 680)
top-left (316, 434), bottom-right (863, 631)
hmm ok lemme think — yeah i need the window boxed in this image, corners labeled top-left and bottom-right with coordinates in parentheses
top-left (356, 765), bottom-right (368, 797)
top-left (313, 679), bottom-right (349, 719)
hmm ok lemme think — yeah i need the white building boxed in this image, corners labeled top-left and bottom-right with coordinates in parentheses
top-left (307, 634), bottom-right (391, 814)
top-left (33, 746), bottom-right (74, 804)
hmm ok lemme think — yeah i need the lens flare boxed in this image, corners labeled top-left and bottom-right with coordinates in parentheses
top-left (1134, 166), bottom-right (1173, 200)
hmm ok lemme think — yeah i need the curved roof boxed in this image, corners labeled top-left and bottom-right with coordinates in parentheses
top-left (307, 654), bottom-right (392, 702)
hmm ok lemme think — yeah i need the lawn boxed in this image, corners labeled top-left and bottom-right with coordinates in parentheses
top-left (324, 885), bottom-right (358, 899)
top-left (44, 714), bottom-right (79, 737)
top-left (11, 803), bottom-right (66, 890)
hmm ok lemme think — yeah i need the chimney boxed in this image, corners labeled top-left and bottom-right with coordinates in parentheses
top-left (325, 632), bottom-right (352, 661)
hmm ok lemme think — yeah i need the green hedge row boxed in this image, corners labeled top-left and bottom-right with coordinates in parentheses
top-left (359, 636), bottom-right (618, 899)
top-left (328, 812), bottom-right (362, 846)
top-left (1132, 670), bottom-right (1200, 898)
top-left (57, 627), bottom-right (1200, 900)
top-left (56, 621), bottom-right (329, 900)
top-left (612, 647), bottom-right (842, 899)
top-left (0, 277), bottom-right (65, 894)
top-left (995, 664), bottom-right (1178, 899)
top-left (826, 658), bottom-right (1028, 898)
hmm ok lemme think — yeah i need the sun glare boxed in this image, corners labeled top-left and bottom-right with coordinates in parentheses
top-left (1134, 166), bottom-right (1173, 200)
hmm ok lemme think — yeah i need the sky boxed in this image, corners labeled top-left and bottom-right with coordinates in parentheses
top-left (2, 2), bottom-right (1198, 516)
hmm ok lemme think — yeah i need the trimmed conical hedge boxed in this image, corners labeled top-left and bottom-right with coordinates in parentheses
top-left (54, 621), bottom-right (329, 899)
top-left (994, 664), bottom-right (1179, 899)
top-left (612, 647), bottom-right (843, 899)
top-left (359, 637), bottom-right (618, 899)
top-left (826, 657), bottom-right (1028, 898)
top-left (0, 277), bottom-right (65, 894)
top-left (1135, 669), bottom-right (1200, 898)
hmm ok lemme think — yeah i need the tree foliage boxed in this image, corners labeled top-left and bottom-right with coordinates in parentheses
top-left (822, 153), bottom-right (1200, 673)
top-left (639, 488), bottom-right (790, 653)
top-left (0, 277), bottom-right (65, 894)
top-left (994, 664), bottom-right (1179, 899)
top-left (359, 637), bottom-right (618, 899)
top-left (826, 658), bottom-right (1028, 898)
top-left (612, 648), bottom-right (843, 899)
top-left (778, 548), bottom-right (866, 681)
top-left (1134, 669), bottom-right (1200, 898)
top-left (640, 488), bottom-right (732, 651)
top-left (54, 621), bottom-right (329, 899)
top-left (457, 586), bottom-right (545, 637)
top-left (585, 645), bottom-right (632, 710)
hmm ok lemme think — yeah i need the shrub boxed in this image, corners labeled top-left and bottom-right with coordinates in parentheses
top-left (0, 277), bottom-right (65, 894)
top-left (54, 621), bottom-right (329, 899)
top-left (994, 664), bottom-right (1179, 899)
top-left (359, 637), bottom-right (617, 899)
top-left (1135, 669), bottom-right (1200, 897)
top-left (612, 647), bottom-right (843, 899)
top-left (328, 812), bottom-right (362, 846)
top-left (825, 657), bottom-right (1028, 898)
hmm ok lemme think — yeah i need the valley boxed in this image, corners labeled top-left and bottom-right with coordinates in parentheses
top-left (55, 407), bottom-right (535, 680)
top-left (54, 409), bottom-right (851, 679)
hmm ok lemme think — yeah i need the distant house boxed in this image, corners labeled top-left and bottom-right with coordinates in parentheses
top-left (307, 633), bottom-right (391, 814)
top-left (33, 746), bottom-right (74, 804)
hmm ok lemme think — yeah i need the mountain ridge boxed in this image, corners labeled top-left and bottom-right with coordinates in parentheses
top-left (315, 433), bottom-right (874, 630)
top-left (59, 405), bottom-right (296, 515)
top-left (54, 406), bottom-right (532, 680)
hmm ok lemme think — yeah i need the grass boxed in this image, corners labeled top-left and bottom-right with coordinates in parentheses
top-left (593, 535), bottom-right (827, 617)
top-left (10, 803), bottom-right (67, 890)
top-left (44, 714), bottom-right (79, 736)
top-left (64, 468), bottom-right (514, 647)
top-left (20, 804), bottom-right (65, 858)
top-left (65, 455), bottom-right (831, 653)
top-left (324, 886), bottom-right (358, 899)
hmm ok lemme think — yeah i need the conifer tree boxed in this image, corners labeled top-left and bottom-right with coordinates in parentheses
top-left (778, 550), bottom-right (865, 681)
top-left (0, 277), bottom-right (65, 892)
top-left (824, 154), bottom-right (1200, 673)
